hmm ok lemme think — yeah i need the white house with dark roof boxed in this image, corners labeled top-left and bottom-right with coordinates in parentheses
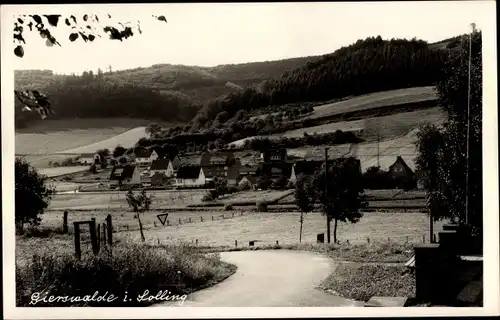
top-left (175, 166), bottom-right (206, 188)
top-left (109, 164), bottom-right (141, 188)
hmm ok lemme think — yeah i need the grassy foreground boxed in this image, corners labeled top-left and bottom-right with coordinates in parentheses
top-left (16, 242), bottom-right (236, 307)
top-left (321, 263), bottom-right (415, 302)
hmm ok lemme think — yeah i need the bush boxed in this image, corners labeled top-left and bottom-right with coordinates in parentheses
top-left (256, 201), bottom-right (268, 212)
top-left (16, 243), bottom-right (235, 307)
top-left (224, 204), bottom-right (233, 211)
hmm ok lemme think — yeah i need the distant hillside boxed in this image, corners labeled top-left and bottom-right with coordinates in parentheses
top-left (14, 56), bottom-right (316, 129)
top-left (193, 36), bottom-right (452, 125)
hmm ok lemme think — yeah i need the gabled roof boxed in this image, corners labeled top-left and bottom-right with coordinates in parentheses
top-left (109, 164), bottom-right (136, 180)
top-left (261, 148), bottom-right (287, 161)
top-left (135, 148), bottom-right (152, 158)
top-left (151, 147), bottom-right (167, 159)
top-left (180, 154), bottom-right (202, 166)
top-left (150, 159), bottom-right (170, 170)
top-left (240, 175), bottom-right (258, 184)
top-left (389, 156), bottom-right (415, 175)
top-left (176, 166), bottom-right (202, 179)
top-left (200, 151), bottom-right (235, 166)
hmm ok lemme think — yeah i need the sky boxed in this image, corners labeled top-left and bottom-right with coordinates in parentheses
top-left (2, 1), bottom-right (495, 75)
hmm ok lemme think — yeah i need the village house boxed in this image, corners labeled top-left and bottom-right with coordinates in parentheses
top-left (175, 166), bottom-right (206, 188)
top-left (238, 164), bottom-right (259, 176)
top-left (149, 159), bottom-right (172, 177)
top-left (260, 148), bottom-right (288, 162)
top-left (78, 153), bottom-right (101, 165)
top-left (109, 164), bottom-right (141, 189)
top-left (290, 158), bottom-right (363, 185)
top-left (200, 151), bottom-right (239, 184)
top-left (149, 147), bottom-right (167, 162)
top-left (134, 148), bottom-right (152, 166)
top-left (257, 162), bottom-right (294, 180)
top-left (387, 156), bottom-right (417, 189)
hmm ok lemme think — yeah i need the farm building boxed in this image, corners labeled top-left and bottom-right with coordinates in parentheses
top-left (109, 164), bottom-right (141, 188)
top-left (201, 151), bottom-right (237, 166)
top-left (238, 164), bottom-right (259, 176)
top-left (175, 166), bottom-right (206, 188)
top-left (78, 153), bottom-right (100, 165)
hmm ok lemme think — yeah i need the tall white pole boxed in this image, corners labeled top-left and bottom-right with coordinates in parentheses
top-left (465, 23), bottom-right (474, 226)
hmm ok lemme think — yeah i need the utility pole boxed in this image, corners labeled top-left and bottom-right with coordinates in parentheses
top-left (377, 130), bottom-right (380, 168)
top-left (465, 23), bottom-right (475, 227)
top-left (325, 147), bottom-right (330, 244)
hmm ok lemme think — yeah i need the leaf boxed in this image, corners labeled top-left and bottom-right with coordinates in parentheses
top-left (79, 32), bottom-right (89, 42)
top-left (31, 15), bottom-right (42, 25)
top-left (14, 45), bottom-right (24, 58)
top-left (44, 15), bottom-right (60, 27)
top-left (156, 15), bottom-right (167, 23)
top-left (94, 15), bottom-right (99, 22)
top-left (88, 34), bottom-right (96, 42)
top-left (83, 14), bottom-right (88, 21)
top-left (45, 38), bottom-right (54, 47)
top-left (108, 14), bottom-right (112, 19)
top-left (69, 33), bottom-right (79, 42)
top-left (17, 18), bottom-right (24, 24)
top-left (27, 21), bottom-right (33, 31)
top-left (65, 18), bottom-right (71, 26)
top-left (70, 15), bottom-right (77, 23)
top-left (13, 33), bottom-right (26, 44)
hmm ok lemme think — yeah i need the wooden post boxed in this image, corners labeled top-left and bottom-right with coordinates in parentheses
top-left (63, 210), bottom-right (68, 233)
top-left (232, 212), bottom-right (234, 218)
top-left (179, 218), bottom-right (181, 225)
top-left (189, 217), bottom-right (191, 223)
top-left (89, 219), bottom-right (99, 255)
top-left (96, 223), bottom-right (101, 253)
top-left (196, 239), bottom-right (198, 245)
top-left (102, 223), bottom-right (107, 245)
top-left (235, 240), bottom-right (237, 247)
top-left (106, 214), bottom-right (113, 246)
top-left (276, 240), bottom-right (279, 246)
top-left (154, 221), bottom-right (157, 227)
top-left (201, 216), bottom-right (203, 222)
top-left (167, 220), bottom-right (170, 226)
top-left (74, 222), bottom-right (81, 259)
top-left (212, 216), bottom-right (214, 221)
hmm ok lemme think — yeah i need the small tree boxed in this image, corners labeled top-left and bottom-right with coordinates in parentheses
top-left (113, 145), bottom-right (126, 158)
top-left (312, 158), bottom-right (367, 243)
top-left (295, 174), bottom-right (315, 243)
top-left (96, 148), bottom-right (110, 168)
top-left (145, 123), bottom-right (162, 137)
top-left (126, 189), bottom-right (152, 242)
top-left (15, 157), bottom-right (55, 233)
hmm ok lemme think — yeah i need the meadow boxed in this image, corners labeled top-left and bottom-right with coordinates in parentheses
top-left (306, 86), bottom-right (437, 120)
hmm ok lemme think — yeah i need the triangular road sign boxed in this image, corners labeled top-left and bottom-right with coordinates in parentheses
top-left (157, 213), bottom-right (169, 226)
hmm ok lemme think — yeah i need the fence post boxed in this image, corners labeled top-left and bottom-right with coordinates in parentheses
top-left (276, 240), bottom-right (279, 246)
top-left (179, 218), bottom-right (182, 225)
top-left (212, 216), bottom-right (214, 221)
top-left (103, 223), bottom-right (107, 245)
top-left (167, 219), bottom-right (170, 226)
top-left (154, 221), bottom-right (157, 227)
top-left (63, 210), bottom-right (68, 233)
top-left (189, 217), bottom-right (192, 223)
top-left (89, 219), bottom-right (99, 255)
top-left (235, 240), bottom-right (237, 247)
top-left (201, 216), bottom-right (203, 222)
top-left (106, 214), bottom-right (113, 246)
top-left (96, 223), bottom-right (101, 253)
top-left (74, 222), bottom-right (81, 259)
top-left (196, 239), bottom-right (198, 246)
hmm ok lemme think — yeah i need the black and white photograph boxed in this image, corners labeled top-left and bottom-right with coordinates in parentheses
top-left (1, 1), bottom-right (498, 318)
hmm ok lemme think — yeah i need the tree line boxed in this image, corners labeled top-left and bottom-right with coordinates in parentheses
top-left (190, 36), bottom-right (449, 130)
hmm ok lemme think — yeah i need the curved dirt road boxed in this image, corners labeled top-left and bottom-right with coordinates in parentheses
top-left (156, 250), bottom-right (362, 307)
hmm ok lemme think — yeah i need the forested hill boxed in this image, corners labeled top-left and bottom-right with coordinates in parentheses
top-left (194, 36), bottom-right (453, 123)
top-left (14, 56), bottom-right (316, 128)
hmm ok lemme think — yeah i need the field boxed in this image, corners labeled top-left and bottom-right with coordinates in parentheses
top-left (47, 189), bottom-right (293, 210)
top-left (38, 166), bottom-right (88, 178)
top-left (280, 107), bottom-right (446, 140)
top-left (80, 210), bottom-right (444, 247)
top-left (306, 86), bottom-right (437, 120)
top-left (286, 128), bottom-right (421, 172)
top-left (15, 118), bottom-right (175, 168)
